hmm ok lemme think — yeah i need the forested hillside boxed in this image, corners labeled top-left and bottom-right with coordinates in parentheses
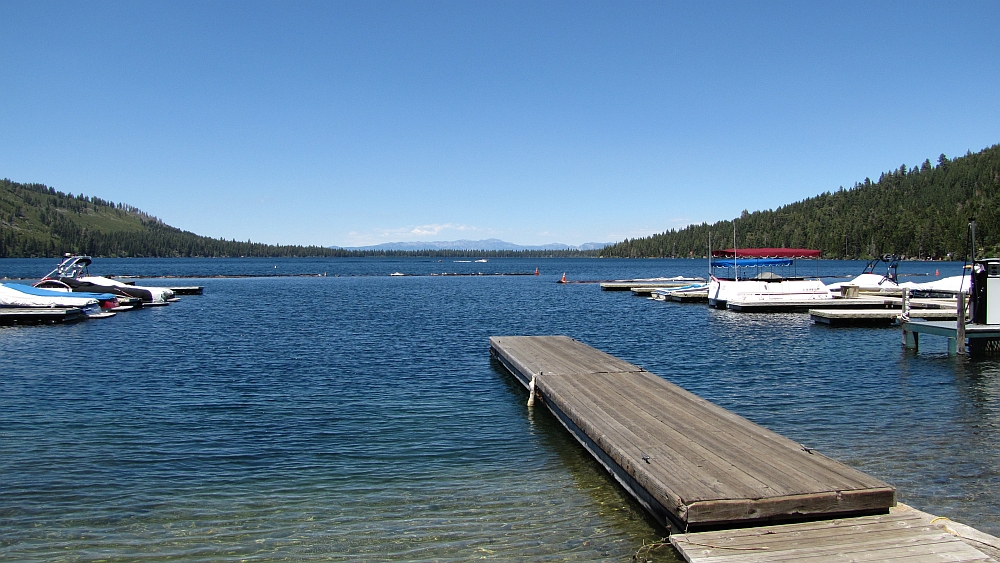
top-left (601, 144), bottom-right (1000, 259)
top-left (7, 143), bottom-right (999, 259)
top-left (0, 180), bottom-right (596, 258)
top-left (0, 180), bottom-right (351, 258)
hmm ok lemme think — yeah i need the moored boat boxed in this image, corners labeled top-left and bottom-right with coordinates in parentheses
top-left (35, 256), bottom-right (176, 304)
top-left (0, 283), bottom-right (110, 318)
top-left (3, 283), bottom-right (120, 310)
top-left (708, 248), bottom-right (831, 309)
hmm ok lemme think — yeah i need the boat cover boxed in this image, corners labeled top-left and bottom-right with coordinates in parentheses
top-left (12, 283), bottom-right (117, 301)
top-left (711, 248), bottom-right (821, 258)
top-left (53, 277), bottom-right (156, 302)
top-left (0, 283), bottom-right (99, 309)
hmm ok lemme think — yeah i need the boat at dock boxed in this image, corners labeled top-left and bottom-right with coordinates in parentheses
top-left (827, 255), bottom-right (972, 298)
top-left (708, 248), bottom-right (832, 309)
top-left (827, 255), bottom-right (904, 294)
top-left (3, 282), bottom-right (120, 310)
top-left (599, 276), bottom-right (704, 291)
top-left (650, 282), bottom-right (709, 301)
top-left (35, 255), bottom-right (176, 304)
top-left (0, 283), bottom-right (111, 318)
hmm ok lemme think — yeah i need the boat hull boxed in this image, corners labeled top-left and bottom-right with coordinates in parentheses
top-left (709, 277), bottom-right (832, 309)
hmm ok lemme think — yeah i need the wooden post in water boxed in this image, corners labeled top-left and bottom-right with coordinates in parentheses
top-left (957, 292), bottom-right (967, 355)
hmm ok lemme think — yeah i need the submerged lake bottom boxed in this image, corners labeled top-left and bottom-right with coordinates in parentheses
top-left (1, 258), bottom-right (998, 562)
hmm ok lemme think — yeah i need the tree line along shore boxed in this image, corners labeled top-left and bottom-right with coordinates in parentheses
top-left (2, 144), bottom-right (998, 259)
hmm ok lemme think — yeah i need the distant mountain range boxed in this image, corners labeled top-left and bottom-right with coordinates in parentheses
top-left (339, 238), bottom-right (611, 251)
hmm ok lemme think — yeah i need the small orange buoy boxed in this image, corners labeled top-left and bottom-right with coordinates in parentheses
top-left (935, 269), bottom-right (939, 276)
top-left (560, 272), bottom-right (567, 283)
top-left (535, 267), bottom-right (539, 275)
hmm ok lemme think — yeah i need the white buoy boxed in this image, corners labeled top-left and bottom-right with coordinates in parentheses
top-left (527, 374), bottom-right (536, 407)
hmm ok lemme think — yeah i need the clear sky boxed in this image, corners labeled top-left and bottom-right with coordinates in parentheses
top-left (2, 1), bottom-right (998, 247)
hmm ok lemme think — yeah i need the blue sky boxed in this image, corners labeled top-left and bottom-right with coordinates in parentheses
top-left (2, 1), bottom-right (998, 247)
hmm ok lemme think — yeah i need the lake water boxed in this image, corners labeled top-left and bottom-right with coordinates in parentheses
top-left (1, 257), bottom-right (997, 562)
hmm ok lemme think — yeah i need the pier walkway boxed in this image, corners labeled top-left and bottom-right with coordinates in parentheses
top-left (489, 335), bottom-right (895, 531)
top-left (490, 336), bottom-right (998, 561)
top-left (671, 503), bottom-right (998, 563)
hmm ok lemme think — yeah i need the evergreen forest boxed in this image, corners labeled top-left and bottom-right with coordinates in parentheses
top-left (4, 143), bottom-right (999, 259)
top-left (600, 144), bottom-right (1000, 260)
top-left (0, 180), bottom-right (594, 258)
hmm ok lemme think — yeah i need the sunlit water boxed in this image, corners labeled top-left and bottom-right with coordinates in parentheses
top-left (1, 258), bottom-right (997, 562)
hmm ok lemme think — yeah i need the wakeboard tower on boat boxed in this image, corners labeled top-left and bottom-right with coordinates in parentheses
top-left (826, 254), bottom-right (972, 297)
top-left (34, 255), bottom-right (176, 304)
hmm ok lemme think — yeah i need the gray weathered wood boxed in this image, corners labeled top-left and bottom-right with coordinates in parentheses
top-left (670, 505), bottom-right (997, 562)
top-left (490, 335), bottom-right (895, 530)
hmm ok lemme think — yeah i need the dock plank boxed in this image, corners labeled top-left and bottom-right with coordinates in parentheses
top-left (597, 371), bottom-right (880, 496)
top-left (811, 309), bottom-right (958, 327)
top-left (489, 335), bottom-right (895, 529)
top-left (670, 505), bottom-right (996, 562)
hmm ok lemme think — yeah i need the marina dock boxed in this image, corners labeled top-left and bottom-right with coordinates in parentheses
top-left (811, 308), bottom-right (957, 327)
top-left (165, 285), bottom-right (204, 295)
top-left (0, 307), bottom-right (85, 325)
top-left (489, 335), bottom-right (895, 531)
top-left (601, 278), bottom-right (704, 291)
top-left (670, 503), bottom-right (1000, 563)
top-left (490, 335), bottom-right (999, 561)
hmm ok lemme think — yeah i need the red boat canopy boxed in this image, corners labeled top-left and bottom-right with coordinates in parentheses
top-left (711, 248), bottom-right (821, 258)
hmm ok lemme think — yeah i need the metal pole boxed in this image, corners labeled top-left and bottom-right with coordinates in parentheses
top-left (734, 220), bottom-right (738, 282)
top-left (957, 292), bottom-right (967, 355)
top-left (971, 220), bottom-right (977, 263)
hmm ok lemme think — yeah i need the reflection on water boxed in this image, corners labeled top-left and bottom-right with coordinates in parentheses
top-left (0, 257), bottom-right (997, 562)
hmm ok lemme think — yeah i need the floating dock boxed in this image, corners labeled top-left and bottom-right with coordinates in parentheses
top-left (601, 278), bottom-right (704, 291)
top-left (489, 336), bottom-right (895, 531)
top-left (670, 503), bottom-right (1000, 563)
top-left (811, 308), bottom-right (957, 327)
top-left (727, 295), bottom-right (957, 313)
top-left (166, 286), bottom-right (204, 295)
top-left (0, 307), bottom-right (85, 325)
top-left (630, 286), bottom-right (665, 296)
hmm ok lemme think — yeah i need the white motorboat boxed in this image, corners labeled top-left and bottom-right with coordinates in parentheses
top-left (35, 256), bottom-right (175, 304)
top-left (651, 282), bottom-right (709, 300)
top-left (708, 248), bottom-right (831, 309)
top-left (827, 256), bottom-right (903, 294)
top-left (0, 283), bottom-right (107, 317)
top-left (827, 256), bottom-right (972, 297)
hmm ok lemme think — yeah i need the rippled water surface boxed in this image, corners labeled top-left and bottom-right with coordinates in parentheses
top-left (2, 258), bottom-right (997, 562)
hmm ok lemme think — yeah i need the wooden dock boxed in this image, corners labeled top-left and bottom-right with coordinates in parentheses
top-left (601, 278), bottom-right (704, 291)
top-left (0, 307), bottom-right (85, 325)
top-left (670, 292), bottom-right (709, 303)
top-left (631, 286), bottom-right (665, 296)
top-left (489, 336), bottom-right (895, 531)
top-left (727, 297), bottom-right (894, 313)
top-left (727, 296), bottom-right (957, 314)
top-left (166, 286), bottom-right (204, 295)
top-left (811, 308), bottom-right (957, 327)
top-left (670, 503), bottom-right (1000, 563)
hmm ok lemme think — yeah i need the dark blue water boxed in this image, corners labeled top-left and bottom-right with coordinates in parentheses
top-left (2, 258), bottom-right (997, 562)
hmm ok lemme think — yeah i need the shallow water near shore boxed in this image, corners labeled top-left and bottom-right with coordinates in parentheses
top-left (1, 257), bottom-right (997, 562)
